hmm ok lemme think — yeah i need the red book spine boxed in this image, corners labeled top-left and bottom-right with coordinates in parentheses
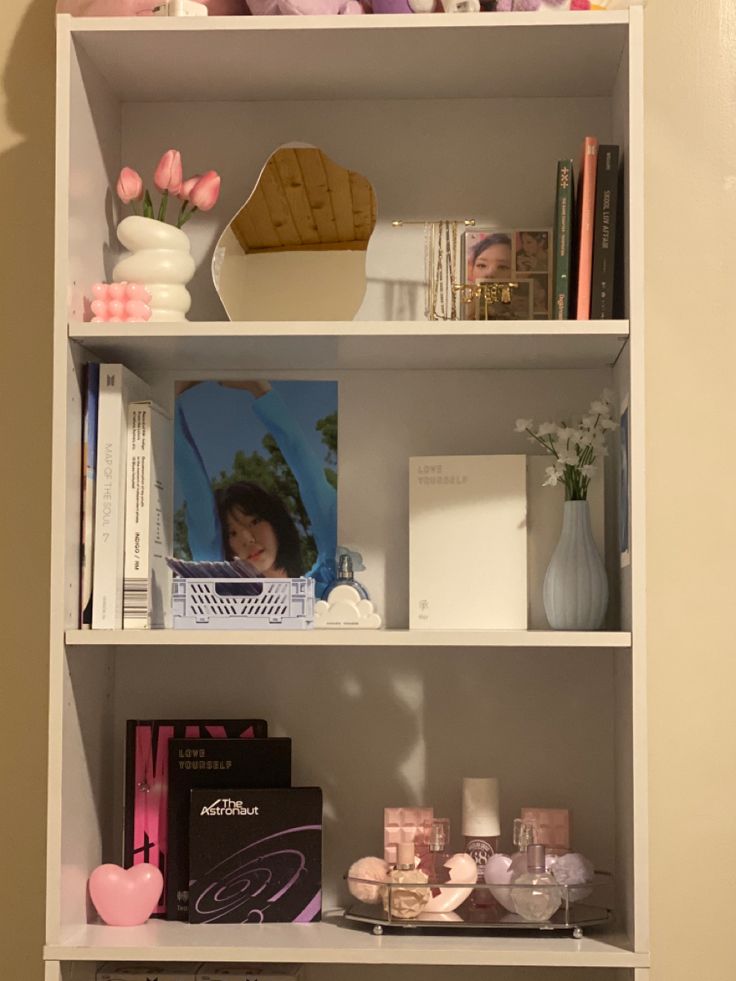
top-left (575, 136), bottom-right (599, 319)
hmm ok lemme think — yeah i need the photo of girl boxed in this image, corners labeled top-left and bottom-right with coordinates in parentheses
top-left (516, 231), bottom-right (549, 273)
top-left (174, 379), bottom-right (338, 598)
top-left (462, 227), bottom-right (553, 320)
top-left (465, 231), bottom-right (513, 284)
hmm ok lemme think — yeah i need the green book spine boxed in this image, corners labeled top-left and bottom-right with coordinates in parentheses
top-left (553, 159), bottom-right (574, 320)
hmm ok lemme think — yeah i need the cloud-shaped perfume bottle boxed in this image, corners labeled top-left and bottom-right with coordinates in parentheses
top-left (314, 585), bottom-right (382, 630)
top-left (315, 554), bottom-right (381, 629)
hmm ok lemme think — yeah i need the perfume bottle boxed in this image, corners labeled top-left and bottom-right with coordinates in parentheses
top-left (419, 819), bottom-right (453, 894)
top-left (419, 819), bottom-right (477, 913)
top-left (508, 817), bottom-right (540, 879)
top-left (462, 777), bottom-right (501, 907)
top-left (324, 553), bottom-right (369, 601)
top-left (510, 843), bottom-right (562, 922)
top-left (382, 842), bottom-right (429, 920)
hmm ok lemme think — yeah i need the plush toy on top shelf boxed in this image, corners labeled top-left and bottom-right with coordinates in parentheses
top-left (246, 0), bottom-right (364, 13)
top-left (489, 1), bottom-right (629, 9)
top-left (56, 0), bottom-right (215, 13)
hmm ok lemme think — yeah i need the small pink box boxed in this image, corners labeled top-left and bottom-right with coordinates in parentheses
top-left (520, 807), bottom-right (571, 854)
top-left (384, 806), bottom-right (434, 864)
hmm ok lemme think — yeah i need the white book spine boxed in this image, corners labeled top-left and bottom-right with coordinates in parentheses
top-left (123, 401), bottom-right (172, 629)
top-left (92, 366), bottom-right (123, 629)
top-left (123, 402), bottom-right (151, 629)
top-left (92, 365), bottom-right (150, 629)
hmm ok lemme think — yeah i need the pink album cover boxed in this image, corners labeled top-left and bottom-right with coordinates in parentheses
top-left (123, 719), bottom-right (267, 916)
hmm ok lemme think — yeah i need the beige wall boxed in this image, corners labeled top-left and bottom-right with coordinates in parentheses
top-left (0, 0), bottom-right (54, 973)
top-left (644, 1), bottom-right (736, 978)
top-left (1, 0), bottom-right (734, 977)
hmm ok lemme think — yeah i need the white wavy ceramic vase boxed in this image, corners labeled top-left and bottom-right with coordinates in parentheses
top-left (113, 216), bottom-right (196, 322)
top-left (543, 500), bottom-right (608, 630)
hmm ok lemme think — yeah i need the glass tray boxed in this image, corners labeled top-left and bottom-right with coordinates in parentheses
top-left (344, 872), bottom-right (614, 937)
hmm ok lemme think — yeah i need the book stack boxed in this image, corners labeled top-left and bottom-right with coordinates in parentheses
top-left (123, 718), bottom-right (322, 924)
top-left (79, 363), bottom-right (172, 630)
top-left (552, 140), bottom-right (621, 320)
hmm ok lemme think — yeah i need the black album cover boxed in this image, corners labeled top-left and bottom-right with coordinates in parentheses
top-left (189, 787), bottom-right (323, 924)
top-left (166, 737), bottom-right (291, 920)
top-left (123, 718), bottom-right (268, 917)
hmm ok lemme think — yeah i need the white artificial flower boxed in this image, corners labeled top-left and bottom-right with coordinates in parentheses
top-left (582, 415), bottom-right (597, 429)
top-left (557, 451), bottom-right (579, 467)
top-left (600, 417), bottom-right (618, 430)
top-left (590, 400), bottom-right (612, 416)
top-left (515, 418), bottom-right (534, 433)
top-left (537, 422), bottom-right (558, 437)
top-left (577, 430), bottom-right (595, 447)
top-left (542, 465), bottom-right (562, 487)
top-left (557, 427), bottom-right (580, 443)
top-left (581, 464), bottom-right (597, 478)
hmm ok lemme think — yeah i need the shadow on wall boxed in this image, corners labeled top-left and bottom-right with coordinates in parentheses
top-left (0, 1), bottom-right (54, 978)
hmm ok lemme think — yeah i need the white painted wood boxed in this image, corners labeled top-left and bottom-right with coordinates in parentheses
top-left (48, 12), bottom-right (647, 971)
top-left (46, 22), bottom-right (73, 945)
top-left (69, 322), bottom-right (629, 373)
top-left (65, 13), bottom-right (628, 102)
top-left (44, 920), bottom-right (648, 967)
top-left (53, 648), bottom-right (116, 941)
top-left (65, 19), bottom-right (122, 320)
top-left (64, 628), bottom-right (630, 648)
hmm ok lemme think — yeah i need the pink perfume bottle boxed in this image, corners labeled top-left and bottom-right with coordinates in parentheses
top-left (419, 819), bottom-right (477, 913)
top-left (419, 819), bottom-right (453, 892)
top-left (382, 842), bottom-right (430, 920)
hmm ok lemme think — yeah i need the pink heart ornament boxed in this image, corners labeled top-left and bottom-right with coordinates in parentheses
top-left (89, 863), bottom-right (163, 926)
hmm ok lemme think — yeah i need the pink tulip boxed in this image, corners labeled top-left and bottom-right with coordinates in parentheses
top-left (178, 176), bottom-right (201, 202)
top-left (154, 150), bottom-right (183, 195)
top-left (189, 171), bottom-right (221, 212)
top-left (116, 167), bottom-right (143, 204)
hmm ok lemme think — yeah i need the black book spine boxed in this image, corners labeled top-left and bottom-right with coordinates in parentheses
top-left (590, 145), bottom-right (620, 319)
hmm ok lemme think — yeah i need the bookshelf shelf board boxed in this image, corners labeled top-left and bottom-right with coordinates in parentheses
top-left (64, 12), bottom-right (629, 103)
top-left (44, 919), bottom-right (647, 968)
top-left (69, 321), bottom-right (629, 372)
top-left (65, 628), bottom-right (631, 648)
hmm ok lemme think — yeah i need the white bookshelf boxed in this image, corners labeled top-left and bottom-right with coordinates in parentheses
top-left (64, 629), bottom-right (632, 648)
top-left (46, 920), bottom-right (647, 969)
top-left (47, 9), bottom-right (647, 981)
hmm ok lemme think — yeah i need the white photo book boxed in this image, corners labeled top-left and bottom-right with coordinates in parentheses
top-left (409, 455), bottom-right (527, 630)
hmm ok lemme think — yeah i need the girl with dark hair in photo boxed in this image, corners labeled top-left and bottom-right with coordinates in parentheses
top-left (175, 379), bottom-right (337, 596)
top-left (468, 232), bottom-right (513, 282)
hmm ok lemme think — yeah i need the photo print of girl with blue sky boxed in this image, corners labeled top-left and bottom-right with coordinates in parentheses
top-left (174, 379), bottom-right (337, 597)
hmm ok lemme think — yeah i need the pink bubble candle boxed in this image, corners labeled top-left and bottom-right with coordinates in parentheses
top-left (89, 282), bottom-right (152, 323)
